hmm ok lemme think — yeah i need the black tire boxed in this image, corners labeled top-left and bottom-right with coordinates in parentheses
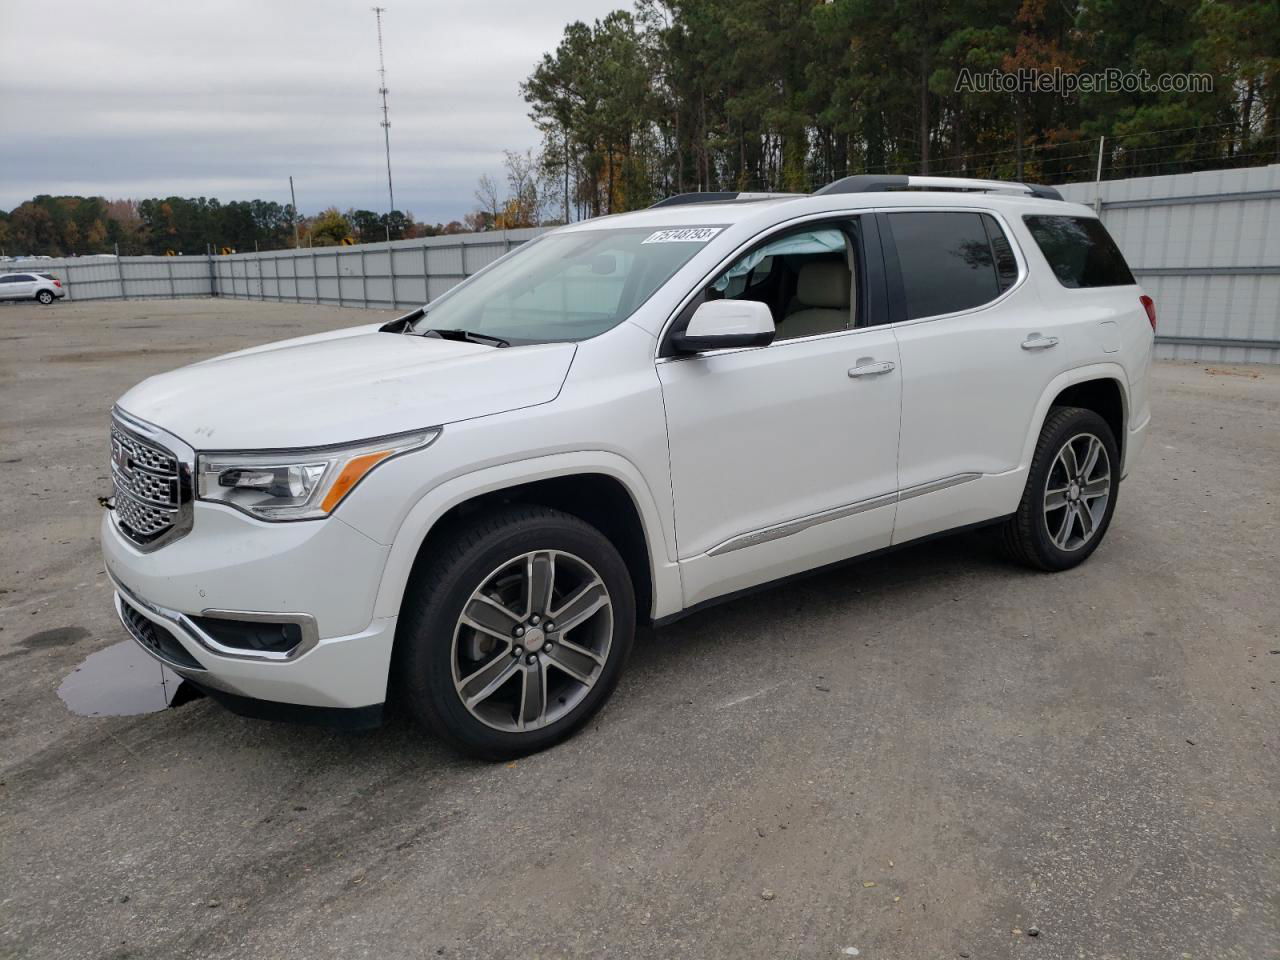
top-left (1000, 406), bottom-right (1120, 571)
top-left (36, 289), bottom-right (54, 305)
top-left (395, 505), bottom-right (636, 759)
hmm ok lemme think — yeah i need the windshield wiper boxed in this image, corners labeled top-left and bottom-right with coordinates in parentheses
top-left (419, 328), bottom-right (510, 348)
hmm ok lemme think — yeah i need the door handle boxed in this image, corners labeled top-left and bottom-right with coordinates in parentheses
top-left (1022, 334), bottom-right (1059, 350)
top-left (848, 360), bottom-right (896, 378)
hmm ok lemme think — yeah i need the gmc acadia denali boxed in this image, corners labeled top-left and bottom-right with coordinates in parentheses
top-left (103, 175), bottom-right (1154, 757)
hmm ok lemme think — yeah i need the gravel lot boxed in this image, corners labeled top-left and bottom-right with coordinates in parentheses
top-left (1, 298), bottom-right (1277, 960)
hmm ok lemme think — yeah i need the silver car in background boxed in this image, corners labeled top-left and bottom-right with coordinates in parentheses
top-left (0, 271), bottom-right (66, 304)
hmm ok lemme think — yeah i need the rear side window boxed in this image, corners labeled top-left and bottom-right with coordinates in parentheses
top-left (888, 212), bottom-right (1015, 320)
top-left (1022, 215), bottom-right (1135, 288)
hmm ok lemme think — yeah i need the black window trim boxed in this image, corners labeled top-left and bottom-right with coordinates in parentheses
top-left (876, 206), bottom-right (1028, 327)
top-left (655, 211), bottom-right (891, 359)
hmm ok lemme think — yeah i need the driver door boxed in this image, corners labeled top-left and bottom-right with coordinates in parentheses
top-left (657, 217), bottom-right (901, 607)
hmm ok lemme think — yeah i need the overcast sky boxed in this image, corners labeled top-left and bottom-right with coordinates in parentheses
top-left (0, 0), bottom-right (619, 222)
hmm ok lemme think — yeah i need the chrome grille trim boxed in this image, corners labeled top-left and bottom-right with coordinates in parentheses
top-left (109, 409), bottom-right (194, 552)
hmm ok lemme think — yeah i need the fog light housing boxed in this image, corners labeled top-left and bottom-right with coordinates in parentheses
top-left (189, 615), bottom-right (306, 656)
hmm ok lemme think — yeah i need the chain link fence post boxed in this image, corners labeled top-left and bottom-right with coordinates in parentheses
top-left (360, 248), bottom-right (368, 307)
top-left (389, 242), bottom-right (398, 309)
top-left (422, 244), bottom-right (430, 305)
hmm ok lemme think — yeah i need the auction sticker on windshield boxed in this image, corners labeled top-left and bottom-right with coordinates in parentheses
top-left (643, 227), bottom-right (722, 243)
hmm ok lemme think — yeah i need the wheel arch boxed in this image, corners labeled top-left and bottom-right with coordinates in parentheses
top-left (372, 453), bottom-right (681, 627)
top-left (1022, 364), bottom-right (1131, 477)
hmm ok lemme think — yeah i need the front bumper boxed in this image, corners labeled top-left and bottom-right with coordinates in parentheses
top-left (102, 505), bottom-right (397, 710)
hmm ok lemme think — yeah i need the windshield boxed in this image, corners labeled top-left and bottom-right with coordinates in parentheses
top-left (409, 226), bottom-right (722, 344)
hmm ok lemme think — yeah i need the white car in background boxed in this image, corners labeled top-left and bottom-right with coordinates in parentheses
top-left (0, 272), bottom-right (65, 304)
top-left (102, 175), bottom-right (1155, 758)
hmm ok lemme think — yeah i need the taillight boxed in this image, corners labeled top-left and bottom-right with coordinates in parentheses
top-left (1139, 295), bottom-right (1156, 331)
top-left (52, 279), bottom-right (62, 288)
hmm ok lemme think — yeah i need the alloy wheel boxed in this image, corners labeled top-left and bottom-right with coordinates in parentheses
top-left (451, 549), bottom-right (613, 732)
top-left (1043, 432), bottom-right (1111, 552)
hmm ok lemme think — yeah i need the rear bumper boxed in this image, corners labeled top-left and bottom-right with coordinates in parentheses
top-left (1124, 410), bottom-right (1151, 479)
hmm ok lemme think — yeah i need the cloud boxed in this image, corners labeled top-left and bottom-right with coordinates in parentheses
top-left (0, 0), bottom-right (621, 221)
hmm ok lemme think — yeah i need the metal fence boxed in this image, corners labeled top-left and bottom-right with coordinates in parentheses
top-left (3, 165), bottom-right (1277, 363)
top-left (1057, 164), bottom-right (1280, 364)
top-left (0, 228), bottom-right (545, 312)
top-left (0, 254), bottom-right (214, 301)
top-left (208, 228), bottom-right (545, 310)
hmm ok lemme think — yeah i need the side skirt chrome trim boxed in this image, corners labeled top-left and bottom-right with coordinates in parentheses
top-left (705, 473), bottom-right (982, 557)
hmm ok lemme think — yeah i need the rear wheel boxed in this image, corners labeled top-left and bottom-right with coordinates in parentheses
top-left (36, 289), bottom-right (54, 305)
top-left (396, 505), bottom-right (635, 759)
top-left (1001, 406), bottom-right (1120, 571)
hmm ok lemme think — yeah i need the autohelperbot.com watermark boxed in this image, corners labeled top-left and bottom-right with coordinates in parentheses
top-left (956, 67), bottom-right (1213, 96)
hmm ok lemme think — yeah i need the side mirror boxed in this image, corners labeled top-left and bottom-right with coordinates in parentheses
top-left (671, 299), bottom-right (776, 354)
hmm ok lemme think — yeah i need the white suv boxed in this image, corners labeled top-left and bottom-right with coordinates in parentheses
top-left (103, 176), bottom-right (1154, 757)
top-left (0, 271), bottom-right (65, 304)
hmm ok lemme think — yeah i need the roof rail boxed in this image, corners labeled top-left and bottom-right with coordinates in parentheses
top-left (814, 174), bottom-right (1063, 201)
top-left (649, 191), bottom-right (801, 209)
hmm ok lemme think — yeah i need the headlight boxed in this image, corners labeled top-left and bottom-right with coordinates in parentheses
top-left (196, 428), bottom-right (439, 521)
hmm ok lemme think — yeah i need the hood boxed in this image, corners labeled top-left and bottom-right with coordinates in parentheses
top-left (116, 325), bottom-right (576, 449)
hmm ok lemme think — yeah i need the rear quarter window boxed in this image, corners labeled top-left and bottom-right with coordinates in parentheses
top-left (1023, 215), bottom-right (1135, 288)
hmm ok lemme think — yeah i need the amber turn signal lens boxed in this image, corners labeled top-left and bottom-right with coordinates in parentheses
top-left (319, 450), bottom-right (392, 513)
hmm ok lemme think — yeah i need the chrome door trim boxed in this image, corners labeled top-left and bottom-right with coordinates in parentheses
top-left (895, 472), bottom-right (982, 502)
top-left (704, 473), bottom-right (982, 557)
top-left (707, 491), bottom-right (898, 556)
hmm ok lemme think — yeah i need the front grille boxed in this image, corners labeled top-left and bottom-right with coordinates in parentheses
top-left (110, 418), bottom-right (190, 548)
top-left (119, 597), bottom-right (204, 669)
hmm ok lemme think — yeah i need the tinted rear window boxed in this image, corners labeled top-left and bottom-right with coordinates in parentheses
top-left (889, 211), bottom-right (1011, 320)
top-left (1023, 215), bottom-right (1135, 288)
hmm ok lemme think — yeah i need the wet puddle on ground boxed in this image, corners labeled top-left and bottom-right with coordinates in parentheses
top-left (58, 640), bottom-right (203, 717)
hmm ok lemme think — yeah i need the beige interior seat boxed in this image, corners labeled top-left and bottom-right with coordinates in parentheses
top-left (781, 261), bottom-right (853, 338)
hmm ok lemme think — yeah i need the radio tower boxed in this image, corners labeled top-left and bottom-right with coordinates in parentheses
top-left (372, 6), bottom-right (395, 241)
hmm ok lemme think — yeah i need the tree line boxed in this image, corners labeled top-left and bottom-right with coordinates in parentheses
top-left (502, 0), bottom-right (1278, 221)
top-left (0, 195), bottom-right (475, 258)
top-left (7, 0), bottom-right (1275, 254)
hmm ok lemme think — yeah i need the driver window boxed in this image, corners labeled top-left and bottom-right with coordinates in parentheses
top-left (707, 227), bottom-right (855, 340)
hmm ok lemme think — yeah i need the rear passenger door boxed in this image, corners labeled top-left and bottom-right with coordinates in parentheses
top-left (884, 209), bottom-right (1083, 544)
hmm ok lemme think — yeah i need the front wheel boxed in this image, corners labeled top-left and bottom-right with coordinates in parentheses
top-left (395, 505), bottom-right (635, 759)
top-left (36, 289), bottom-right (54, 305)
top-left (1001, 406), bottom-right (1120, 571)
